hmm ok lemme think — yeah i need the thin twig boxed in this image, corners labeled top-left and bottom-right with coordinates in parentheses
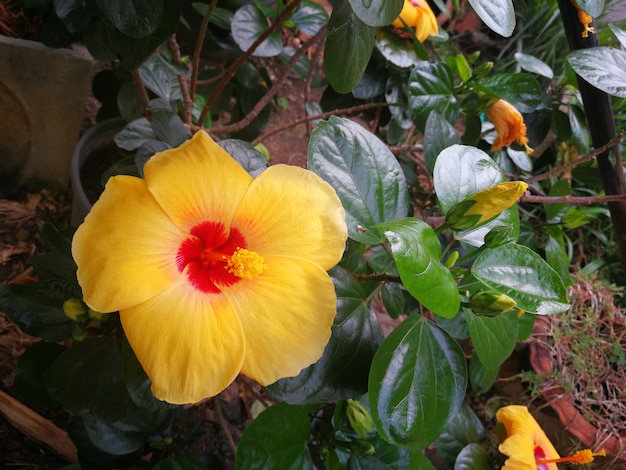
top-left (190, 0), bottom-right (217, 108)
top-left (130, 69), bottom-right (150, 112)
top-left (520, 193), bottom-right (626, 206)
top-left (167, 35), bottom-right (194, 125)
top-left (351, 272), bottom-right (401, 283)
top-left (213, 398), bottom-right (237, 455)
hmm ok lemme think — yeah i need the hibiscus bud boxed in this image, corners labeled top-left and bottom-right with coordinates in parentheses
top-left (470, 291), bottom-right (517, 316)
top-left (71, 322), bottom-right (88, 341)
top-left (444, 251), bottom-right (459, 268)
top-left (484, 225), bottom-right (514, 248)
top-left (346, 399), bottom-right (374, 439)
top-left (63, 298), bottom-right (88, 322)
top-left (445, 182), bottom-right (528, 230)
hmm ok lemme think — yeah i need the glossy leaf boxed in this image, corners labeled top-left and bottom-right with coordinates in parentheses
top-left (369, 316), bottom-right (467, 450)
top-left (468, 353), bottom-right (499, 393)
top-left (267, 267), bottom-right (383, 404)
top-left (232, 4), bottom-right (283, 57)
top-left (610, 24), bottom-right (626, 49)
top-left (138, 54), bottom-right (182, 101)
top-left (464, 309), bottom-right (518, 371)
top-left (454, 443), bottom-right (493, 470)
top-left (377, 218), bottom-right (460, 318)
top-left (433, 145), bottom-right (520, 247)
top-left (424, 111), bottom-right (462, 172)
top-left (95, 0), bottom-right (163, 37)
top-left (45, 336), bottom-right (137, 421)
top-left (291, 0), bottom-right (328, 35)
top-left (324, 0), bottom-right (376, 93)
top-left (380, 282), bottom-right (405, 319)
top-left (435, 402), bottom-right (484, 467)
top-left (348, 0), bottom-right (403, 27)
top-left (467, 0), bottom-right (515, 37)
top-left (376, 29), bottom-right (420, 69)
top-left (115, 118), bottom-right (156, 151)
top-left (151, 111), bottom-right (191, 148)
top-left (472, 244), bottom-right (570, 315)
top-left (568, 47), bottom-right (626, 98)
top-left (410, 452), bottom-right (437, 469)
top-left (235, 402), bottom-right (315, 469)
top-left (308, 116), bottom-right (410, 244)
top-left (219, 139), bottom-right (268, 177)
top-left (349, 434), bottom-right (413, 468)
top-left (408, 61), bottom-right (458, 131)
top-left (576, 0), bottom-right (605, 17)
top-left (386, 74), bottom-right (413, 129)
top-left (477, 73), bottom-right (544, 113)
top-left (514, 52), bottom-right (553, 79)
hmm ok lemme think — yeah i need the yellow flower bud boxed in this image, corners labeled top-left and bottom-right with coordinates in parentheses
top-left (445, 182), bottom-right (528, 230)
top-left (63, 298), bottom-right (88, 322)
top-left (469, 291), bottom-right (517, 316)
top-left (391, 0), bottom-right (439, 42)
top-left (346, 399), bottom-right (375, 439)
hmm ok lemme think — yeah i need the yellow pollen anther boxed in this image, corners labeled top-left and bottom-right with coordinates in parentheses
top-left (225, 247), bottom-right (266, 279)
top-left (536, 448), bottom-right (606, 465)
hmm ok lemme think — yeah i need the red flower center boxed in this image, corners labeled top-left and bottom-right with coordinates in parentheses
top-left (176, 221), bottom-right (248, 293)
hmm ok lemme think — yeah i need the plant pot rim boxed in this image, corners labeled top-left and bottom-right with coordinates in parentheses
top-left (529, 315), bottom-right (626, 460)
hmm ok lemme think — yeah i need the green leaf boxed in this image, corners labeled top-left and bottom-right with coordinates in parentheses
top-left (30, 224), bottom-right (79, 288)
top-left (291, 0), bottom-right (329, 35)
top-left (375, 29), bottom-right (420, 69)
top-left (377, 218), bottom-right (460, 318)
top-left (154, 455), bottom-right (208, 470)
top-left (46, 336), bottom-right (137, 421)
top-left (472, 244), bottom-right (570, 314)
top-left (380, 282), bottom-right (404, 319)
top-left (235, 402), bottom-right (315, 469)
top-left (14, 342), bottom-right (66, 406)
top-left (423, 111), bottom-right (462, 172)
top-left (433, 145), bottom-right (520, 247)
top-left (0, 283), bottom-right (72, 341)
top-left (54, 0), bottom-right (95, 33)
top-left (138, 54), bottom-right (183, 101)
top-left (349, 434), bottom-right (413, 468)
top-left (115, 118), bottom-right (156, 151)
top-left (410, 452), bottom-right (437, 469)
top-left (575, 0), bottom-right (605, 17)
top-left (466, 0), bottom-right (515, 37)
top-left (308, 116), bottom-right (410, 244)
top-left (369, 316), bottom-right (467, 450)
top-left (95, 0), bottom-right (163, 37)
top-left (267, 267), bottom-right (383, 404)
top-left (464, 309), bottom-right (518, 371)
top-left (231, 4), bottom-right (283, 57)
top-left (435, 402), bottom-right (484, 467)
top-left (385, 74), bottom-right (413, 129)
top-left (514, 52), bottom-right (554, 79)
top-left (477, 73), bottom-right (543, 113)
top-left (219, 139), bottom-right (268, 177)
top-left (454, 443), bottom-right (493, 470)
top-left (348, 0), bottom-right (403, 27)
top-left (468, 353), bottom-right (499, 393)
top-left (408, 61), bottom-right (458, 131)
top-left (324, 0), bottom-right (376, 93)
top-left (151, 111), bottom-right (191, 148)
top-left (568, 47), bottom-right (626, 98)
top-left (610, 24), bottom-right (626, 49)
top-left (544, 230), bottom-right (574, 288)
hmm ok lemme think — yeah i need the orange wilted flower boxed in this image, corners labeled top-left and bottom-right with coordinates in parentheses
top-left (497, 406), bottom-right (605, 469)
top-left (72, 131), bottom-right (348, 404)
top-left (392, 0), bottom-right (439, 43)
top-left (487, 99), bottom-right (533, 155)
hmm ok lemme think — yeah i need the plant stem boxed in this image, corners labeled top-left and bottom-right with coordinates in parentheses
top-left (556, 0), bottom-right (626, 273)
top-left (190, 0), bottom-right (218, 120)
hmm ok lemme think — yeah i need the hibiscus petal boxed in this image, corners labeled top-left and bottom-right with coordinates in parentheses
top-left (121, 277), bottom-right (245, 404)
top-left (231, 165), bottom-right (347, 270)
top-left (144, 131), bottom-right (253, 232)
top-left (72, 175), bottom-right (186, 313)
top-left (222, 256), bottom-right (336, 385)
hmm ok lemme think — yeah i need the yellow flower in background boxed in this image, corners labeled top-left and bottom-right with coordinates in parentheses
top-left (72, 131), bottom-right (347, 404)
top-left (392, 0), bottom-right (439, 42)
top-left (444, 181), bottom-right (528, 230)
top-left (487, 99), bottom-right (533, 155)
top-left (496, 405), bottom-right (605, 469)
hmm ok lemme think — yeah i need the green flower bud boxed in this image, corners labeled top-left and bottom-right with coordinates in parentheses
top-left (444, 251), bottom-right (460, 268)
top-left (87, 308), bottom-right (108, 322)
top-left (346, 399), bottom-right (374, 439)
top-left (484, 225), bottom-right (513, 248)
top-left (470, 291), bottom-right (517, 316)
top-left (63, 298), bottom-right (88, 322)
top-left (71, 322), bottom-right (88, 341)
top-left (350, 439), bottom-right (376, 457)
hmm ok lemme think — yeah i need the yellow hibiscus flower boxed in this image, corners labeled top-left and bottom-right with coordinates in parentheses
top-left (72, 131), bottom-right (347, 404)
top-left (497, 405), bottom-right (605, 469)
top-left (392, 0), bottom-right (439, 43)
top-left (487, 99), bottom-right (533, 155)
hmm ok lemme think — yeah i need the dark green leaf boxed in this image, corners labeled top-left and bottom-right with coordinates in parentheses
top-left (135, 140), bottom-right (171, 177)
top-left (115, 118), bottom-right (156, 151)
top-left (94, 0), bottom-right (163, 37)
top-left (267, 267), bottom-right (383, 404)
top-left (464, 309), bottom-right (518, 370)
top-left (472, 244), bottom-right (570, 314)
top-left (454, 443), bottom-right (493, 470)
top-left (466, 0), bottom-right (515, 37)
top-left (308, 116), bottom-right (410, 244)
top-left (349, 434), bottom-right (413, 468)
top-left (154, 455), bottom-right (208, 470)
top-left (375, 29), bottom-right (420, 68)
top-left (476, 73), bottom-right (543, 113)
top-left (423, 111), bottom-right (462, 172)
top-left (435, 402), bottom-right (484, 467)
top-left (138, 54), bottom-right (183, 101)
top-left (30, 224), bottom-right (79, 287)
top-left (232, 4), bottom-right (283, 57)
top-left (468, 353), bottom-right (499, 393)
top-left (151, 111), bottom-right (191, 147)
top-left (46, 336), bottom-right (137, 421)
top-left (514, 52), bottom-right (553, 79)
top-left (408, 61), bottom-right (458, 131)
top-left (377, 218), bottom-right (460, 318)
top-left (219, 139), bottom-right (268, 177)
top-left (380, 282), bottom-right (404, 319)
top-left (568, 104), bottom-right (590, 154)
top-left (14, 342), bottom-right (66, 406)
top-left (385, 74), bottom-right (413, 129)
top-left (544, 231), bottom-right (574, 288)
top-left (54, 0), bottom-right (95, 33)
top-left (568, 47), bottom-right (626, 98)
top-left (324, 0), bottom-right (376, 93)
top-left (0, 283), bottom-right (72, 341)
top-left (369, 316), bottom-right (467, 450)
top-left (235, 402), bottom-right (315, 469)
top-left (348, 0), bottom-right (403, 27)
